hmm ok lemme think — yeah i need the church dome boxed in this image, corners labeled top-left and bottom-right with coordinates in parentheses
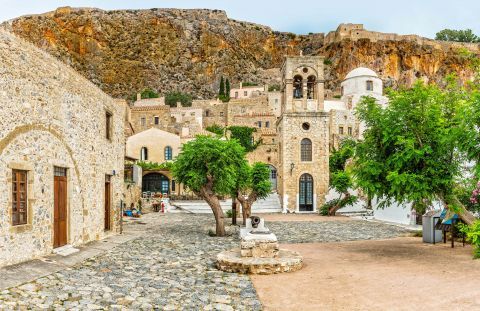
top-left (344, 67), bottom-right (378, 80)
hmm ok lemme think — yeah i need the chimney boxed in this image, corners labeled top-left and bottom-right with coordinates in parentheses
top-left (136, 93), bottom-right (141, 101)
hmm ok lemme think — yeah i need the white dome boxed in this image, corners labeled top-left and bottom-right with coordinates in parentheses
top-left (344, 67), bottom-right (378, 80)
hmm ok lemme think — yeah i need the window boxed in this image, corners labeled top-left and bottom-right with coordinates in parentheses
top-left (171, 180), bottom-right (176, 192)
top-left (301, 138), bottom-right (312, 161)
top-left (235, 91), bottom-right (239, 98)
top-left (339, 126), bottom-right (344, 135)
top-left (257, 121), bottom-right (262, 128)
top-left (165, 146), bottom-right (173, 160)
top-left (141, 117), bottom-right (146, 127)
top-left (366, 80), bottom-right (373, 91)
top-left (302, 122), bottom-right (310, 131)
top-left (140, 147), bottom-right (148, 161)
top-left (220, 112), bottom-right (224, 117)
top-left (307, 76), bottom-right (316, 99)
top-left (106, 111), bottom-right (112, 140)
top-left (348, 127), bottom-right (352, 135)
top-left (12, 170), bottom-right (27, 226)
top-left (244, 91), bottom-right (248, 97)
top-left (205, 110), bottom-right (210, 117)
top-left (154, 116), bottom-right (159, 125)
top-left (265, 121), bottom-right (270, 128)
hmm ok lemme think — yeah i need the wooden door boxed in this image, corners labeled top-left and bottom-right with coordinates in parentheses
top-left (54, 167), bottom-right (68, 248)
top-left (105, 176), bottom-right (111, 231)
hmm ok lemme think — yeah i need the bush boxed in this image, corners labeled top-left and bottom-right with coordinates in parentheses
top-left (225, 209), bottom-right (233, 218)
top-left (323, 59), bottom-right (333, 65)
top-left (218, 94), bottom-right (230, 102)
top-left (206, 124), bottom-right (225, 136)
top-left (459, 221), bottom-right (480, 259)
top-left (320, 195), bottom-right (358, 216)
top-left (165, 91), bottom-right (193, 107)
top-left (242, 82), bottom-right (258, 87)
top-left (268, 84), bottom-right (281, 92)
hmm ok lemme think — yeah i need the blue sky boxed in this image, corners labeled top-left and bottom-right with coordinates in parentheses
top-left (0, 0), bottom-right (479, 38)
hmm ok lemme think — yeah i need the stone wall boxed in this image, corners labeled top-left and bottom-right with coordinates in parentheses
top-left (0, 30), bottom-right (125, 267)
top-left (130, 105), bottom-right (172, 135)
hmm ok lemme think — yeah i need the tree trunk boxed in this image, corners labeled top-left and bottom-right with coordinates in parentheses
top-left (241, 201), bottom-right (247, 226)
top-left (231, 199), bottom-right (237, 225)
top-left (200, 187), bottom-right (226, 236)
top-left (329, 192), bottom-right (350, 216)
top-left (442, 195), bottom-right (477, 226)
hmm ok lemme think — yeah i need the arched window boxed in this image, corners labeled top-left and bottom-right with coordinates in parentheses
top-left (301, 138), bottom-right (312, 161)
top-left (293, 75), bottom-right (303, 99)
top-left (366, 80), bottom-right (373, 91)
top-left (307, 76), bottom-right (316, 99)
top-left (164, 146), bottom-right (173, 160)
top-left (140, 147), bottom-right (148, 161)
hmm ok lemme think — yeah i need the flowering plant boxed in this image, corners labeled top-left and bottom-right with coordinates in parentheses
top-left (470, 181), bottom-right (480, 207)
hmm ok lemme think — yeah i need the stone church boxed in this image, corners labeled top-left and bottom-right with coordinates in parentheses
top-left (0, 29), bottom-right (125, 267)
top-left (126, 54), bottom-right (386, 213)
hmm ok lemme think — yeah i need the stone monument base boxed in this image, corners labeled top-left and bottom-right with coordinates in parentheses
top-left (216, 248), bottom-right (303, 275)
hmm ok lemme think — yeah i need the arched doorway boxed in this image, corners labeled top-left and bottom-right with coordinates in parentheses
top-left (268, 165), bottom-right (277, 191)
top-left (142, 173), bottom-right (170, 194)
top-left (299, 173), bottom-right (314, 211)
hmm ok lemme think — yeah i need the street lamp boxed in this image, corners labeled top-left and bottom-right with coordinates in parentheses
top-left (290, 162), bottom-right (295, 175)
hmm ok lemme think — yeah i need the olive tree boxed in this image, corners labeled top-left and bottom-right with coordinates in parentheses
top-left (354, 82), bottom-right (477, 225)
top-left (172, 136), bottom-right (246, 236)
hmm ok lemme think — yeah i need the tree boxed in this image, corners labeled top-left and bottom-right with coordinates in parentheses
top-left (205, 124), bottom-right (225, 136)
top-left (140, 88), bottom-right (159, 99)
top-left (234, 162), bottom-right (271, 225)
top-left (165, 91), bottom-right (192, 107)
top-left (228, 126), bottom-right (261, 152)
top-left (435, 29), bottom-right (479, 43)
top-left (353, 82), bottom-right (476, 226)
top-left (225, 79), bottom-right (231, 98)
top-left (172, 136), bottom-right (246, 236)
top-left (219, 76), bottom-right (225, 97)
top-left (322, 138), bottom-right (358, 216)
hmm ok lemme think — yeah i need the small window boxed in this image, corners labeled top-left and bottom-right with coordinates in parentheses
top-left (141, 117), bottom-right (146, 127)
top-left (165, 146), bottom-right (173, 160)
top-left (190, 112), bottom-right (195, 116)
top-left (106, 111), bottom-right (113, 140)
top-left (220, 112), bottom-right (224, 117)
top-left (301, 138), bottom-right (312, 162)
top-left (348, 127), bottom-right (352, 135)
top-left (302, 122), bottom-right (310, 131)
top-left (171, 180), bottom-right (176, 192)
top-left (235, 91), bottom-right (238, 98)
top-left (154, 116), bottom-right (159, 125)
top-left (205, 110), bottom-right (210, 117)
top-left (366, 80), bottom-right (373, 91)
top-left (244, 91), bottom-right (248, 96)
top-left (140, 147), bottom-right (148, 161)
top-left (12, 170), bottom-right (28, 226)
top-left (265, 121), bottom-right (270, 128)
top-left (339, 126), bottom-right (344, 135)
top-left (272, 138), bottom-right (275, 143)
top-left (258, 121), bottom-right (262, 128)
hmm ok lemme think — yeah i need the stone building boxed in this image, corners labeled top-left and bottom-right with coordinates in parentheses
top-left (0, 30), bottom-right (125, 267)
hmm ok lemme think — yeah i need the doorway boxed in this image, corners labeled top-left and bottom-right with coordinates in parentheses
top-left (105, 175), bottom-right (111, 231)
top-left (299, 173), bottom-right (314, 211)
top-left (53, 167), bottom-right (68, 248)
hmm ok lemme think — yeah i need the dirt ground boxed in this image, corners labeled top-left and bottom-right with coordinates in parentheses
top-left (251, 237), bottom-right (480, 311)
top-left (261, 214), bottom-right (352, 222)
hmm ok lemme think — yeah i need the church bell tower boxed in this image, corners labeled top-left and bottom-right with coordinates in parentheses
top-left (277, 56), bottom-right (329, 212)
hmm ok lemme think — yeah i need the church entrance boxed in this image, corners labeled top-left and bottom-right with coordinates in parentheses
top-left (142, 173), bottom-right (170, 194)
top-left (299, 173), bottom-right (314, 211)
top-left (268, 165), bottom-right (277, 191)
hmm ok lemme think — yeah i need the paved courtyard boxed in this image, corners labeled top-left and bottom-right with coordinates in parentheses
top-left (0, 213), bottom-right (410, 310)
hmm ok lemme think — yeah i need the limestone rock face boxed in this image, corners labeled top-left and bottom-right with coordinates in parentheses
top-left (4, 7), bottom-right (477, 99)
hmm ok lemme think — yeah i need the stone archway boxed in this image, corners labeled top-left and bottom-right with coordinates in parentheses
top-left (142, 173), bottom-right (170, 194)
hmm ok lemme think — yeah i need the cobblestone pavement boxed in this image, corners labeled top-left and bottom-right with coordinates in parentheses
top-left (0, 214), bottom-right (409, 310)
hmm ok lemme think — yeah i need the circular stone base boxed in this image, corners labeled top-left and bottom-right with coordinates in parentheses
top-left (216, 248), bottom-right (303, 275)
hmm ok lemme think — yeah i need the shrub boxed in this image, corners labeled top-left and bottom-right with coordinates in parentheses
top-left (225, 209), bottom-right (233, 218)
top-left (206, 124), bottom-right (225, 136)
top-left (323, 59), bottom-right (333, 65)
top-left (459, 221), bottom-right (480, 259)
top-left (268, 84), bottom-right (281, 92)
top-left (165, 91), bottom-right (193, 107)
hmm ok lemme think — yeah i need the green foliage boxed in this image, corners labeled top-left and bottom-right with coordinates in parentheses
top-left (205, 124), bottom-right (225, 136)
top-left (226, 79), bottom-right (231, 97)
top-left (459, 221), bottom-right (480, 259)
top-left (320, 196), bottom-right (358, 216)
top-left (219, 76), bottom-right (225, 96)
top-left (323, 59), bottom-right (333, 65)
top-left (228, 126), bottom-right (261, 152)
top-left (165, 91), bottom-right (193, 107)
top-left (133, 88), bottom-right (159, 100)
top-left (172, 136), bottom-right (246, 196)
top-left (225, 209), bottom-right (233, 218)
top-left (219, 95), bottom-right (230, 102)
top-left (353, 82), bottom-right (466, 209)
top-left (435, 29), bottom-right (479, 43)
top-left (250, 162), bottom-right (272, 199)
top-left (329, 138), bottom-right (356, 196)
top-left (136, 161), bottom-right (172, 171)
top-left (268, 85), bottom-right (281, 92)
top-left (333, 95), bottom-right (341, 99)
top-left (242, 82), bottom-right (259, 87)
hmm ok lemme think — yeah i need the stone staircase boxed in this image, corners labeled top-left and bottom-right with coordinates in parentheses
top-left (170, 193), bottom-right (282, 214)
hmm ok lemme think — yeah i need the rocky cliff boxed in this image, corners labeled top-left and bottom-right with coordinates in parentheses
top-left (4, 7), bottom-right (477, 99)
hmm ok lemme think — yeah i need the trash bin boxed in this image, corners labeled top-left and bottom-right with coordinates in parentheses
top-left (422, 210), bottom-right (443, 243)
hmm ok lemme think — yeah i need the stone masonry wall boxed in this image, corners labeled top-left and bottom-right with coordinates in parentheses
top-left (0, 30), bottom-right (125, 267)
